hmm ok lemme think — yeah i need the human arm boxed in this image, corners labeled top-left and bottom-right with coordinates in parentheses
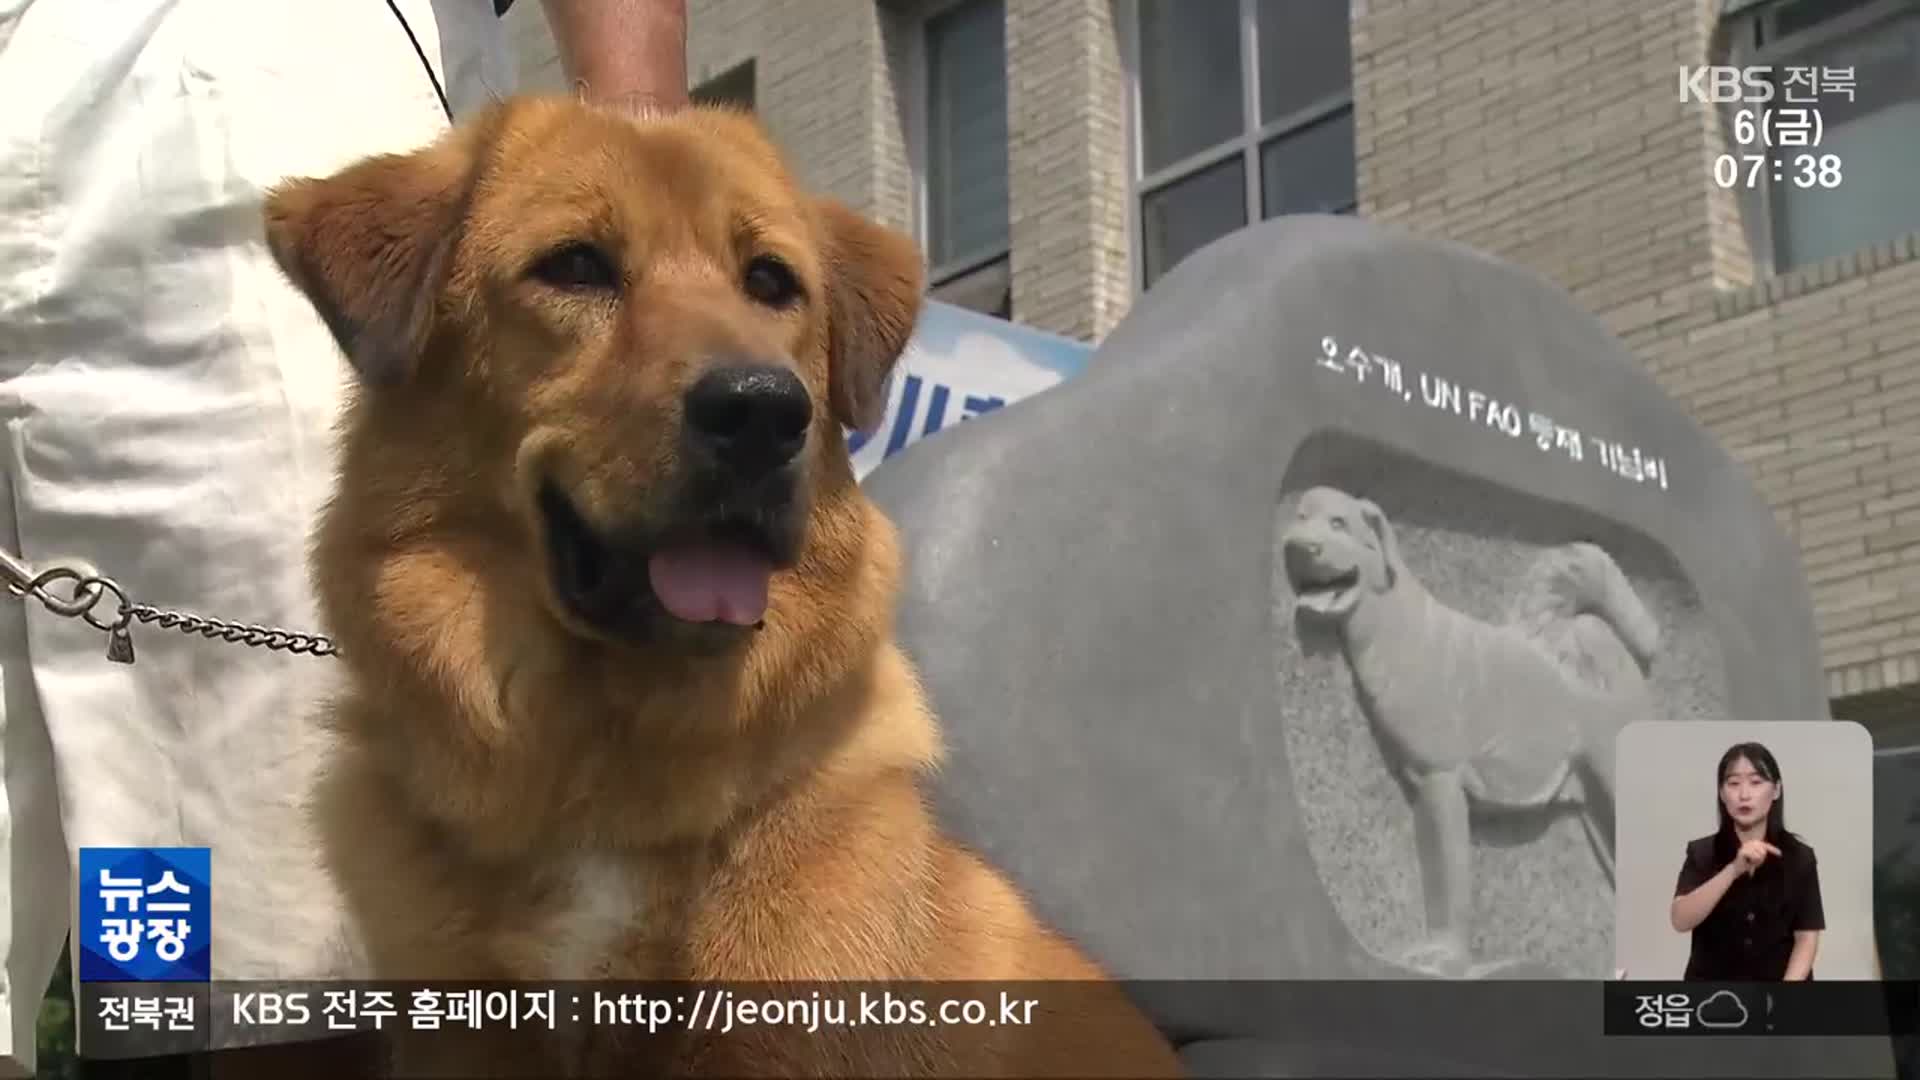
top-left (1783, 931), bottom-right (1820, 981)
top-left (1782, 849), bottom-right (1824, 981)
top-left (538, 0), bottom-right (689, 109)
top-left (1670, 838), bottom-right (1778, 932)
top-left (1670, 859), bottom-right (1742, 933)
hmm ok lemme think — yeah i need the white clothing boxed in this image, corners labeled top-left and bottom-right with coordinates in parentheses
top-left (0, 1), bottom-right (515, 1068)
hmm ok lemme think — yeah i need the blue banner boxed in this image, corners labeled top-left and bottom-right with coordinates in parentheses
top-left (851, 301), bottom-right (1093, 479)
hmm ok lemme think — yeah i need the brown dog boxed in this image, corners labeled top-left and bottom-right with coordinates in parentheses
top-left (261, 97), bottom-right (1180, 1078)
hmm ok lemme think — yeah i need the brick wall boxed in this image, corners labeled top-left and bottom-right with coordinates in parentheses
top-left (1353, 0), bottom-right (1920, 702)
top-left (1004, 0), bottom-right (1131, 340)
top-left (1675, 246), bottom-right (1920, 701)
top-left (1355, 0), bottom-right (1718, 321)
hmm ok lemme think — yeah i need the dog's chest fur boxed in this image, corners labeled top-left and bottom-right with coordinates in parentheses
top-left (537, 856), bottom-right (646, 980)
top-left (510, 852), bottom-right (696, 983)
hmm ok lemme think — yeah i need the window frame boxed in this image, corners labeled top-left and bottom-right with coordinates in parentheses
top-left (1725, 0), bottom-right (1920, 275)
top-left (1121, 0), bottom-right (1356, 293)
top-left (904, 0), bottom-right (1014, 316)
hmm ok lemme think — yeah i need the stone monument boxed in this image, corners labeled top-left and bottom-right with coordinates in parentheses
top-left (864, 214), bottom-right (1895, 1077)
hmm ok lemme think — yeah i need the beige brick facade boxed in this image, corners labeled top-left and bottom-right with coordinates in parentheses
top-left (1352, 0), bottom-right (1920, 717)
top-left (1003, 0), bottom-right (1131, 340)
top-left (506, 0), bottom-right (1920, 725)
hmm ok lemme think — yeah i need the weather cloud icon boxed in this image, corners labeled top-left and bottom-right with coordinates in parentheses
top-left (1696, 989), bottom-right (1750, 1029)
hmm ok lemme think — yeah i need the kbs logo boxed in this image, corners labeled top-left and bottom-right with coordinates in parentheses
top-left (231, 991), bottom-right (313, 1027)
top-left (1679, 66), bottom-right (1774, 104)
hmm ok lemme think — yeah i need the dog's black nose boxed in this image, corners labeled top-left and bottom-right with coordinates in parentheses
top-left (684, 365), bottom-right (812, 476)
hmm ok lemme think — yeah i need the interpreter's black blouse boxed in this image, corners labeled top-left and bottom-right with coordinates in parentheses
top-left (1675, 834), bottom-right (1825, 981)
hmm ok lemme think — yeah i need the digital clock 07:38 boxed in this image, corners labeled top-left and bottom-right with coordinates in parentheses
top-left (1713, 153), bottom-right (1843, 190)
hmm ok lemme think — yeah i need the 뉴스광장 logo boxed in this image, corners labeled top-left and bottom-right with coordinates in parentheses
top-left (77, 847), bottom-right (210, 982)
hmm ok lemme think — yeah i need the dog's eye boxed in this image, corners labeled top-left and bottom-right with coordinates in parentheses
top-left (529, 243), bottom-right (620, 291)
top-left (1331, 517), bottom-right (1349, 531)
top-left (742, 255), bottom-right (803, 308)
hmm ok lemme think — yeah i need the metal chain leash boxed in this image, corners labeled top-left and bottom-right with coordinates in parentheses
top-left (0, 546), bottom-right (337, 665)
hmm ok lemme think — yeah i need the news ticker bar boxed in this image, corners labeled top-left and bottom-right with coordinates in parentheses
top-left (73, 979), bottom-right (1918, 1058)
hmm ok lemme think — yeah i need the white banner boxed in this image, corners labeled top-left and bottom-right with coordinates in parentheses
top-left (851, 301), bottom-right (1093, 480)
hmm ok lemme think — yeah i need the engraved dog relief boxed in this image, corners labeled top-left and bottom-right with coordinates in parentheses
top-left (1280, 485), bottom-right (1663, 978)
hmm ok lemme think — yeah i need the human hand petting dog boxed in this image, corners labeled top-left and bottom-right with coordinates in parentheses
top-left (539, 0), bottom-right (690, 110)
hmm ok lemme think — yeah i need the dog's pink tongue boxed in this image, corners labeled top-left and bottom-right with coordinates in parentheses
top-left (647, 544), bottom-right (772, 625)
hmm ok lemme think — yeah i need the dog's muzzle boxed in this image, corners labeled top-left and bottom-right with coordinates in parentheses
top-left (536, 364), bottom-right (816, 642)
top-left (1282, 533), bottom-right (1362, 616)
top-left (539, 475), bottom-right (805, 642)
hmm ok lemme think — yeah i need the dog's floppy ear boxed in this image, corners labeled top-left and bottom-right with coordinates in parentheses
top-left (814, 199), bottom-right (926, 434)
top-left (1357, 497), bottom-right (1400, 588)
top-left (262, 116), bottom-right (494, 387)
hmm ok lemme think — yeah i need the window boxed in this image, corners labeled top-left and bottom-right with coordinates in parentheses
top-left (1724, 0), bottom-right (1920, 272)
top-left (1835, 685), bottom-right (1920, 749)
top-left (915, 0), bottom-right (1012, 319)
top-left (692, 59), bottom-right (756, 111)
top-left (1129, 0), bottom-right (1355, 289)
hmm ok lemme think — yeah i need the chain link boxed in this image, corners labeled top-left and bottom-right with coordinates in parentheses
top-left (0, 546), bottom-right (337, 664)
top-left (124, 602), bottom-right (338, 657)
